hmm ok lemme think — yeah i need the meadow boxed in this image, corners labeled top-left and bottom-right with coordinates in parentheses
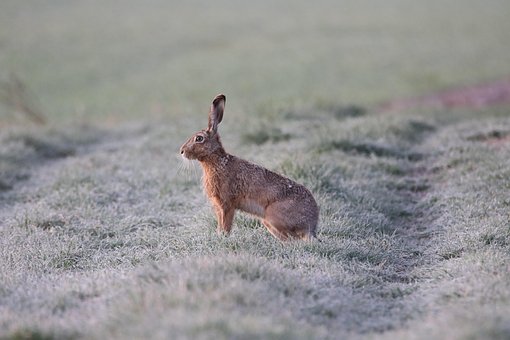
top-left (1, 1), bottom-right (510, 339)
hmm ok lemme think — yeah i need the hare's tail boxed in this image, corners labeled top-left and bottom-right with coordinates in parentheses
top-left (305, 230), bottom-right (322, 242)
top-left (312, 233), bottom-right (322, 243)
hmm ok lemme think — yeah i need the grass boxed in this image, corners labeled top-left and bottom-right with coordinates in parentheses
top-left (1, 1), bottom-right (510, 339)
top-left (2, 106), bottom-right (509, 339)
top-left (1, 0), bottom-right (510, 122)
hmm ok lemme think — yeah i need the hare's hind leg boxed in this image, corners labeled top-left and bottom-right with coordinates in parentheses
top-left (262, 220), bottom-right (288, 241)
top-left (264, 200), bottom-right (316, 240)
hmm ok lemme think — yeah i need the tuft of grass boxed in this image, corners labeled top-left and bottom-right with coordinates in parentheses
top-left (242, 127), bottom-right (292, 145)
top-left (319, 103), bottom-right (367, 120)
top-left (15, 135), bottom-right (75, 159)
top-left (466, 129), bottom-right (510, 142)
top-left (316, 139), bottom-right (424, 161)
top-left (317, 140), bottom-right (416, 158)
top-left (3, 329), bottom-right (59, 340)
top-left (0, 74), bottom-right (46, 124)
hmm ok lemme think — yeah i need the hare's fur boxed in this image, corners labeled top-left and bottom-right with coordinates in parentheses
top-left (180, 94), bottom-right (319, 241)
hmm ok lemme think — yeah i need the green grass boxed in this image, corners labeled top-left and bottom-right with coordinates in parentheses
top-left (1, 0), bottom-right (510, 122)
top-left (1, 1), bottom-right (510, 339)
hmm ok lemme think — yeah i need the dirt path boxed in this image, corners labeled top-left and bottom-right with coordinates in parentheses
top-left (378, 77), bottom-right (510, 112)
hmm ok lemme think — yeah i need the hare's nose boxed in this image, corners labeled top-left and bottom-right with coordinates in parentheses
top-left (180, 149), bottom-right (184, 155)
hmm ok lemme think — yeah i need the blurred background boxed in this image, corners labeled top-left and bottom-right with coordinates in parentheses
top-left (1, 0), bottom-right (510, 125)
top-left (2, 2), bottom-right (510, 338)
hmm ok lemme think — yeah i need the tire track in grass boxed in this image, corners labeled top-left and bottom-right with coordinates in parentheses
top-left (378, 77), bottom-right (510, 112)
top-left (357, 121), bottom-right (441, 329)
top-left (0, 124), bottom-right (155, 225)
top-left (378, 114), bottom-right (510, 339)
top-left (343, 118), bottom-right (449, 333)
top-left (278, 114), bottom-right (444, 334)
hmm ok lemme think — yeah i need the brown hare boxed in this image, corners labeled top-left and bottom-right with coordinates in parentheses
top-left (180, 94), bottom-right (319, 241)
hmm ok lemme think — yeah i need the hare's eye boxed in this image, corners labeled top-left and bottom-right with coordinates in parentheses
top-left (195, 135), bottom-right (204, 142)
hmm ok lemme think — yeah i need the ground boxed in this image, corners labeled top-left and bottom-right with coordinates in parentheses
top-left (1, 1), bottom-right (510, 339)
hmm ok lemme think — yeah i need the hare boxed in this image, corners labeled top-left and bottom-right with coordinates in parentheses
top-left (180, 94), bottom-right (319, 241)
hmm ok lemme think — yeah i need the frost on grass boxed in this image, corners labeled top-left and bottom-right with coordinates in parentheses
top-left (1, 109), bottom-right (510, 339)
top-left (0, 126), bottom-right (103, 194)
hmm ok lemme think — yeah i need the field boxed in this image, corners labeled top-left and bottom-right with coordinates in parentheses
top-left (1, 1), bottom-right (510, 339)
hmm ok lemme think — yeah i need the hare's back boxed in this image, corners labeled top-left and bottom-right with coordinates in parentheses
top-left (232, 157), bottom-right (316, 204)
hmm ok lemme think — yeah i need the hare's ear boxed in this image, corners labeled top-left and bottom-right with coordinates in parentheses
top-left (207, 94), bottom-right (226, 134)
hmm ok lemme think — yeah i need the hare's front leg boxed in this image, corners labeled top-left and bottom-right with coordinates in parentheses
top-left (214, 205), bottom-right (235, 234)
